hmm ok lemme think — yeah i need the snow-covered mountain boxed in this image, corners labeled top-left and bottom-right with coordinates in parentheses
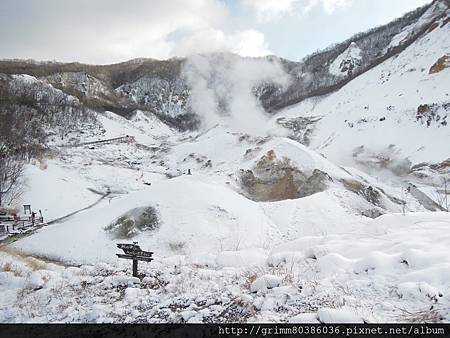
top-left (0, 0), bottom-right (449, 324)
top-left (272, 2), bottom-right (449, 171)
top-left (1, 1), bottom-right (448, 126)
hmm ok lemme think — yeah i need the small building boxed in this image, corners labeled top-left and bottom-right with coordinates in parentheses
top-left (23, 204), bottom-right (32, 215)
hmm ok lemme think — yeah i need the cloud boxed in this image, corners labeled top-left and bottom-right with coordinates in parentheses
top-left (242, 0), bottom-right (352, 21)
top-left (242, 0), bottom-right (297, 22)
top-left (171, 29), bottom-right (271, 58)
top-left (306, 0), bottom-right (352, 14)
top-left (0, 0), bottom-right (270, 64)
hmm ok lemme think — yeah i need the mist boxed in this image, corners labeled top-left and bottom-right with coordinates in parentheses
top-left (182, 53), bottom-right (290, 135)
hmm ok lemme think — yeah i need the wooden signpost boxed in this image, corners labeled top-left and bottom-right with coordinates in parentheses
top-left (116, 242), bottom-right (153, 277)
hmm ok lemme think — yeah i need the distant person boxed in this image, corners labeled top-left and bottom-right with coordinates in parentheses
top-left (39, 209), bottom-right (43, 223)
top-left (31, 212), bottom-right (36, 226)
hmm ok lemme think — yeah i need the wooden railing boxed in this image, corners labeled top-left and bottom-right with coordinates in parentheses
top-left (63, 135), bottom-right (135, 148)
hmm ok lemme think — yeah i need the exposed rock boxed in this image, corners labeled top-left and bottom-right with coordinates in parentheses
top-left (329, 41), bottom-right (362, 77)
top-left (240, 167), bottom-right (306, 202)
top-left (361, 209), bottom-right (384, 219)
top-left (417, 104), bottom-right (431, 113)
top-left (182, 153), bottom-right (212, 168)
top-left (298, 169), bottom-right (333, 198)
top-left (416, 102), bottom-right (449, 127)
top-left (240, 151), bottom-right (333, 201)
top-left (341, 179), bottom-right (382, 207)
top-left (243, 147), bottom-right (262, 161)
top-left (430, 158), bottom-right (450, 171)
top-left (376, 187), bottom-right (406, 206)
top-left (276, 116), bottom-right (322, 145)
top-left (411, 159), bottom-right (450, 181)
top-left (240, 151), bottom-right (307, 201)
top-left (429, 54), bottom-right (450, 74)
top-left (202, 159), bottom-right (212, 169)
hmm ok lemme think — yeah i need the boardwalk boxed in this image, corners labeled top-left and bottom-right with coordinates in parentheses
top-left (64, 135), bottom-right (135, 148)
top-left (0, 191), bottom-right (110, 245)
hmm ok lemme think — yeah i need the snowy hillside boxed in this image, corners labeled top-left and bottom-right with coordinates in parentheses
top-left (329, 42), bottom-right (362, 77)
top-left (0, 0), bottom-right (449, 325)
top-left (273, 9), bottom-right (449, 170)
top-left (0, 1), bottom-right (448, 125)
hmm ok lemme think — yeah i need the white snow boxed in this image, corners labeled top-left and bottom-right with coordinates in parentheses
top-left (317, 308), bottom-right (363, 323)
top-left (250, 275), bottom-right (282, 293)
top-left (0, 3), bottom-right (449, 324)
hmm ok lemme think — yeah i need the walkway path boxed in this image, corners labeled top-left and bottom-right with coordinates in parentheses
top-left (0, 191), bottom-right (110, 246)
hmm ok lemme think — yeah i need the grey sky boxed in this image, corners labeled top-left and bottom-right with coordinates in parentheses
top-left (0, 0), bottom-right (432, 64)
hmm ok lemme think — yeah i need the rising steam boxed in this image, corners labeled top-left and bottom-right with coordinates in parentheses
top-left (182, 53), bottom-right (290, 135)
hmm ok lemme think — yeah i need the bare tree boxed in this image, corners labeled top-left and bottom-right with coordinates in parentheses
top-left (434, 177), bottom-right (449, 212)
top-left (401, 187), bottom-right (410, 216)
top-left (0, 153), bottom-right (25, 207)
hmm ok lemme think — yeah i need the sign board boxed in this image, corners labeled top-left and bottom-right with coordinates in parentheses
top-left (135, 250), bottom-right (153, 258)
top-left (116, 243), bottom-right (153, 259)
top-left (117, 243), bottom-right (141, 255)
top-left (116, 253), bottom-right (153, 262)
top-left (116, 242), bottom-right (154, 277)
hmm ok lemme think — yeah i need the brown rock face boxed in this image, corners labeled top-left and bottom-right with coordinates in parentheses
top-left (417, 104), bottom-right (431, 113)
top-left (429, 54), bottom-right (449, 74)
top-left (239, 150), bottom-right (331, 202)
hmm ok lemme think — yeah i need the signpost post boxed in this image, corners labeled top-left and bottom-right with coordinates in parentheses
top-left (116, 242), bottom-right (153, 277)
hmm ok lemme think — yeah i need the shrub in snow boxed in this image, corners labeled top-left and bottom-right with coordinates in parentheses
top-left (250, 274), bottom-right (282, 293)
top-left (104, 206), bottom-right (160, 239)
top-left (168, 241), bottom-right (186, 253)
top-left (136, 206), bottom-right (160, 231)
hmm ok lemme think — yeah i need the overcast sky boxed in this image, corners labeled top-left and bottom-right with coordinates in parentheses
top-left (0, 0), bottom-right (432, 64)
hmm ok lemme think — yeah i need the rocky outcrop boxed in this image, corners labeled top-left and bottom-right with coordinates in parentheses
top-left (341, 179), bottom-right (383, 207)
top-left (429, 54), bottom-right (450, 74)
top-left (416, 103), bottom-right (449, 127)
top-left (298, 169), bottom-right (333, 198)
top-left (239, 150), bottom-right (332, 201)
top-left (276, 116), bottom-right (322, 146)
top-left (361, 208), bottom-right (384, 219)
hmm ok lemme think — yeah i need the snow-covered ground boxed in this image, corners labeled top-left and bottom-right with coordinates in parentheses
top-left (0, 5), bottom-right (449, 323)
top-left (1, 212), bottom-right (449, 323)
top-left (0, 104), bottom-right (448, 323)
